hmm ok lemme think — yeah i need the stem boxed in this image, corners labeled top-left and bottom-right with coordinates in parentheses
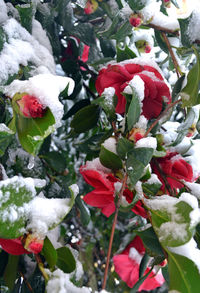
top-left (102, 173), bottom-right (128, 290)
top-left (20, 272), bottom-right (33, 292)
top-left (144, 99), bottom-right (182, 137)
top-left (35, 254), bottom-right (49, 282)
top-left (145, 23), bottom-right (179, 36)
top-left (161, 32), bottom-right (182, 78)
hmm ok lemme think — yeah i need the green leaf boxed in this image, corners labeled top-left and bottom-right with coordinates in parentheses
top-left (126, 0), bottom-right (148, 10)
top-left (92, 94), bottom-right (117, 121)
top-left (63, 100), bottom-right (90, 120)
top-left (100, 37), bottom-right (116, 58)
top-left (178, 14), bottom-right (193, 48)
top-left (76, 196), bottom-right (90, 226)
top-left (181, 47), bottom-right (200, 107)
top-left (167, 250), bottom-right (200, 293)
top-left (3, 255), bottom-right (19, 290)
top-left (16, 4), bottom-right (33, 33)
top-left (72, 23), bottom-right (96, 46)
top-left (127, 90), bottom-right (141, 131)
top-left (170, 108), bottom-right (195, 146)
top-left (136, 226), bottom-right (165, 257)
top-left (0, 125), bottom-right (14, 157)
top-left (116, 137), bottom-right (134, 160)
top-left (99, 145), bottom-right (123, 170)
top-left (16, 108), bottom-right (55, 155)
top-left (42, 151), bottom-right (66, 173)
top-left (130, 268), bottom-right (153, 293)
top-left (70, 104), bottom-right (100, 133)
top-left (41, 237), bottom-right (57, 269)
top-left (149, 199), bottom-right (194, 247)
top-left (142, 182), bottom-right (162, 196)
top-left (139, 253), bottom-right (151, 278)
top-left (117, 45), bottom-right (137, 62)
top-left (56, 247), bottom-right (76, 273)
top-left (0, 177), bottom-right (35, 238)
top-left (154, 30), bottom-right (169, 53)
top-left (119, 194), bottom-right (139, 212)
top-left (126, 147), bottom-right (154, 187)
top-left (0, 251), bottom-right (8, 277)
top-left (172, 75), bottom-right (185, 102)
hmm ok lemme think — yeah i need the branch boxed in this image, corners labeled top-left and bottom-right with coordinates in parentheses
top-left (144, 99), bottom-right (182, 137)
top-left (145, 23), bottom-right (179, 36)
top-left (161, 32), bottom-right (182, 78)
top-left (102, 173), bottom-right (128, 289)
top-left (35, 254), bottom-right (49, 282)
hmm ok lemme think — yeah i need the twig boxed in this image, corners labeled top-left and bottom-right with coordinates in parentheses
top-left (145, 23), bottom-right (179, 36)
top-left (161, 32), bottom-right (182, 78)
top-left (20, 272), bottom-right (33, 292)
top-left (144, 99), bottom-right (182, 137)
top-left (102, 173), bottom-right (128, 289)
top-left (35, 254), bottom-right (49, 282)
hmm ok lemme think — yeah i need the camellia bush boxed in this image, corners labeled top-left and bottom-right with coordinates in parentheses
top-left (1, 0), bottom-right (200, 292)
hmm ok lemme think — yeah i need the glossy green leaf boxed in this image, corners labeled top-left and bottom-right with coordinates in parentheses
top-left (127, 90), bottom-right (141, 131)
top-left (117, 45), bottom-right (137, 62)
top-left (41, 237), bottom-right (57, 269)
top-left (63, 99), bottom-right (90, 120)
top-left (56, 247), bottom-right (76, 273)
top-left (178, 14), bottom-right (193, 48)
top-left (116, 137), bottom-right (134, 160)
top-left (0, 177), bottom-right (35, 238)
top-left (126, 0), bottom-right (148, 10)
top-left (76, 196), bottom-right (90, 226)
top-left (136, 226), bottom-right (164, 257)
top-left (92, 94), bottom-right (117, 121)
top-left (70, 104), bottom-right (100, 133)
top-left (3, 255), bottom-right (19, 290)
top-left (154, 30), bottom-right (169, 54)
top-left (150, 200), bottom-right (194, 247)
top-left (139, 253), bottom-right (151, 278)
top-left (181, 48), bottom-right (200, 107)
top-left (170, 108), bottom-right (195, 146)
top-left (16, 108), bottom-right (55, 155)
top-left (0, 125), bottom-right (14, 157)
top-left (142, 181), bottom-right (162, 196)
top-left (130, 268), bottom-right (153, 293)
top-left (16, 4), bottom-right (33, 33)
top-left (167, 250), bottom-right (200, 293)
top-left (99, 145), bottom-right (123, 170)
top-left (42, 151), bottom-right (66, 173)
top-left (100, 37), bottom-right (116, 58)
top-left (126, 147), bottom-right (154, 187)
top-left (172, 75), bottom-right (185, 102)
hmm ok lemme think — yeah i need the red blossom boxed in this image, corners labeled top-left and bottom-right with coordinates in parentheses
top-left (129, 14), bottom-right (142, 27)
top-left (80, 161), bottom-right (147, 218)
top-left (0, 238), bottom-right (30, 255)
top-left (84, 0), bottom-right (98, 14)
top-left (17, 95), bottom-right (46, 118)
top-left (113, 236), bottom-right (165, 289)
top-left (95, 60), bottom-right (171, 119)
top-left (151, 152), bottom-right (194, 191)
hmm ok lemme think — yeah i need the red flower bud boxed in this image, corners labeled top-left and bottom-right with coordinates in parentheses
top-left (23, 233), bottom-right (44, 254)
top-left (129, 128), bottom-right (145, 142)
top-left (145, 44), bottom-right (152, 53)
top-left (17, 95), bottom-right (46, 118)
top-left (84, 0), bottom-right (98, 14)
top-left (129, 14), bottom-right (142, 27)
top-left (163, 0), bottom-right (171, 8)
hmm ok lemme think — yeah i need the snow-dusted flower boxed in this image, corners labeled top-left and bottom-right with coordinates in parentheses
top-left (113, 236), bottom-right (165, 290)
top-left (17, 94), bottom-right (46, 118)
top-left (84, 0), bottom-right (98, 14)
top-left (95, 58), bottom-right (171, 119)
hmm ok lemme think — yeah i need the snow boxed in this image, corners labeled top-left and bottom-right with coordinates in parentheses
top-left (129, 247), bottom-right (142, 263)
top-left (0, 176), bottom-right (36, 197)
top-left (102, 87), bottom-right (115, 109)
top-left (123, 75), bottom-right (145, 102)
top-left (185, 139), bottom-right (200, 179)
top-left (46, 269), bottom-right (91, 293)
top-left (0, 18), bottom-right (55, 84)
top-left (26, 196), bottom-right (75, 238)
top-left (69, 184), bottom-right (79, 197)
top-left (114, 182), bottom-right (122, 193)
top-left (102, 137), bottom-right (117, 154)
top-left (134, 115), bottom-right (148, 130)
top-left (0, 123), bottom-right (14, 134)
top-left (146, 174), bottom-right (161, 185)
top-left (182, 181), bottom-right (200, 199)
top-left (32, 19), bottom-right (53, 54)
top-left (0, 164), bottom-right (8, 180)
top-left (135, 181), bottom-right (143, 199)
top-left (159, 222), bottom-right (188, 243)
top-left (4, 74), bottom-right (75, 128)
top-left (168, 238), bottom-right (200, 273)
top-left (0, 0), bottom-right (7, 24)
top-left (135, 137), bottom-right (157, 150)
top-left (83, 158), bottom-right (111, 173)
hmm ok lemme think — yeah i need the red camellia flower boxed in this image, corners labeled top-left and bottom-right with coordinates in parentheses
top-left (80, 159), bottom-right (147, 218)
top-left (95, 58), bottom-right (171, 119)
top-left (151, 152), bottom-right (194, 191)
top-left (113, 236), bottom-right (165, 290)
top-left (17, 95), bottom-right (46, 118)
top-left (0, 238), bottom-right (30, 255)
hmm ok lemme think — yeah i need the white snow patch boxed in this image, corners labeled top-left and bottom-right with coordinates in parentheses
top-left (135, 137), bottom-right (157, 150)
top-left (123, 75), bottom-right (145, 102)
top-left (129, 247), bottom-right (142, 263)
top-left (102, 137), bottom-right (117, 154)
top-left (83, 158), bottom-right (111, 174)
top-left (0, 123), bottom-right (14, 134)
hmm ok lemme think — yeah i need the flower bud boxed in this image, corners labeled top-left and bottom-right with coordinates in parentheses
top-left (135, 40), bottom-right (151, 54)
top-left (129, 128), bottom-right (145, 143)
top-left (129, 13), bottom-right (143, 27)
top-left (186, 123), bottom-right (196, 137)
top-left (84, 0), bottom-right (98, 14)
top-left (23, 233), bottom-right (44, 254)
top-left (16, 94), bottom-right (46, 118)
top-left (163, 0), bottom-right (171, 8)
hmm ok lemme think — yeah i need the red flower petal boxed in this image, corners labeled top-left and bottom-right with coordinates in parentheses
top-left (0, 238), bottom-right (30, 255)
top-left (80, 167), bottom-right (114, 190)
